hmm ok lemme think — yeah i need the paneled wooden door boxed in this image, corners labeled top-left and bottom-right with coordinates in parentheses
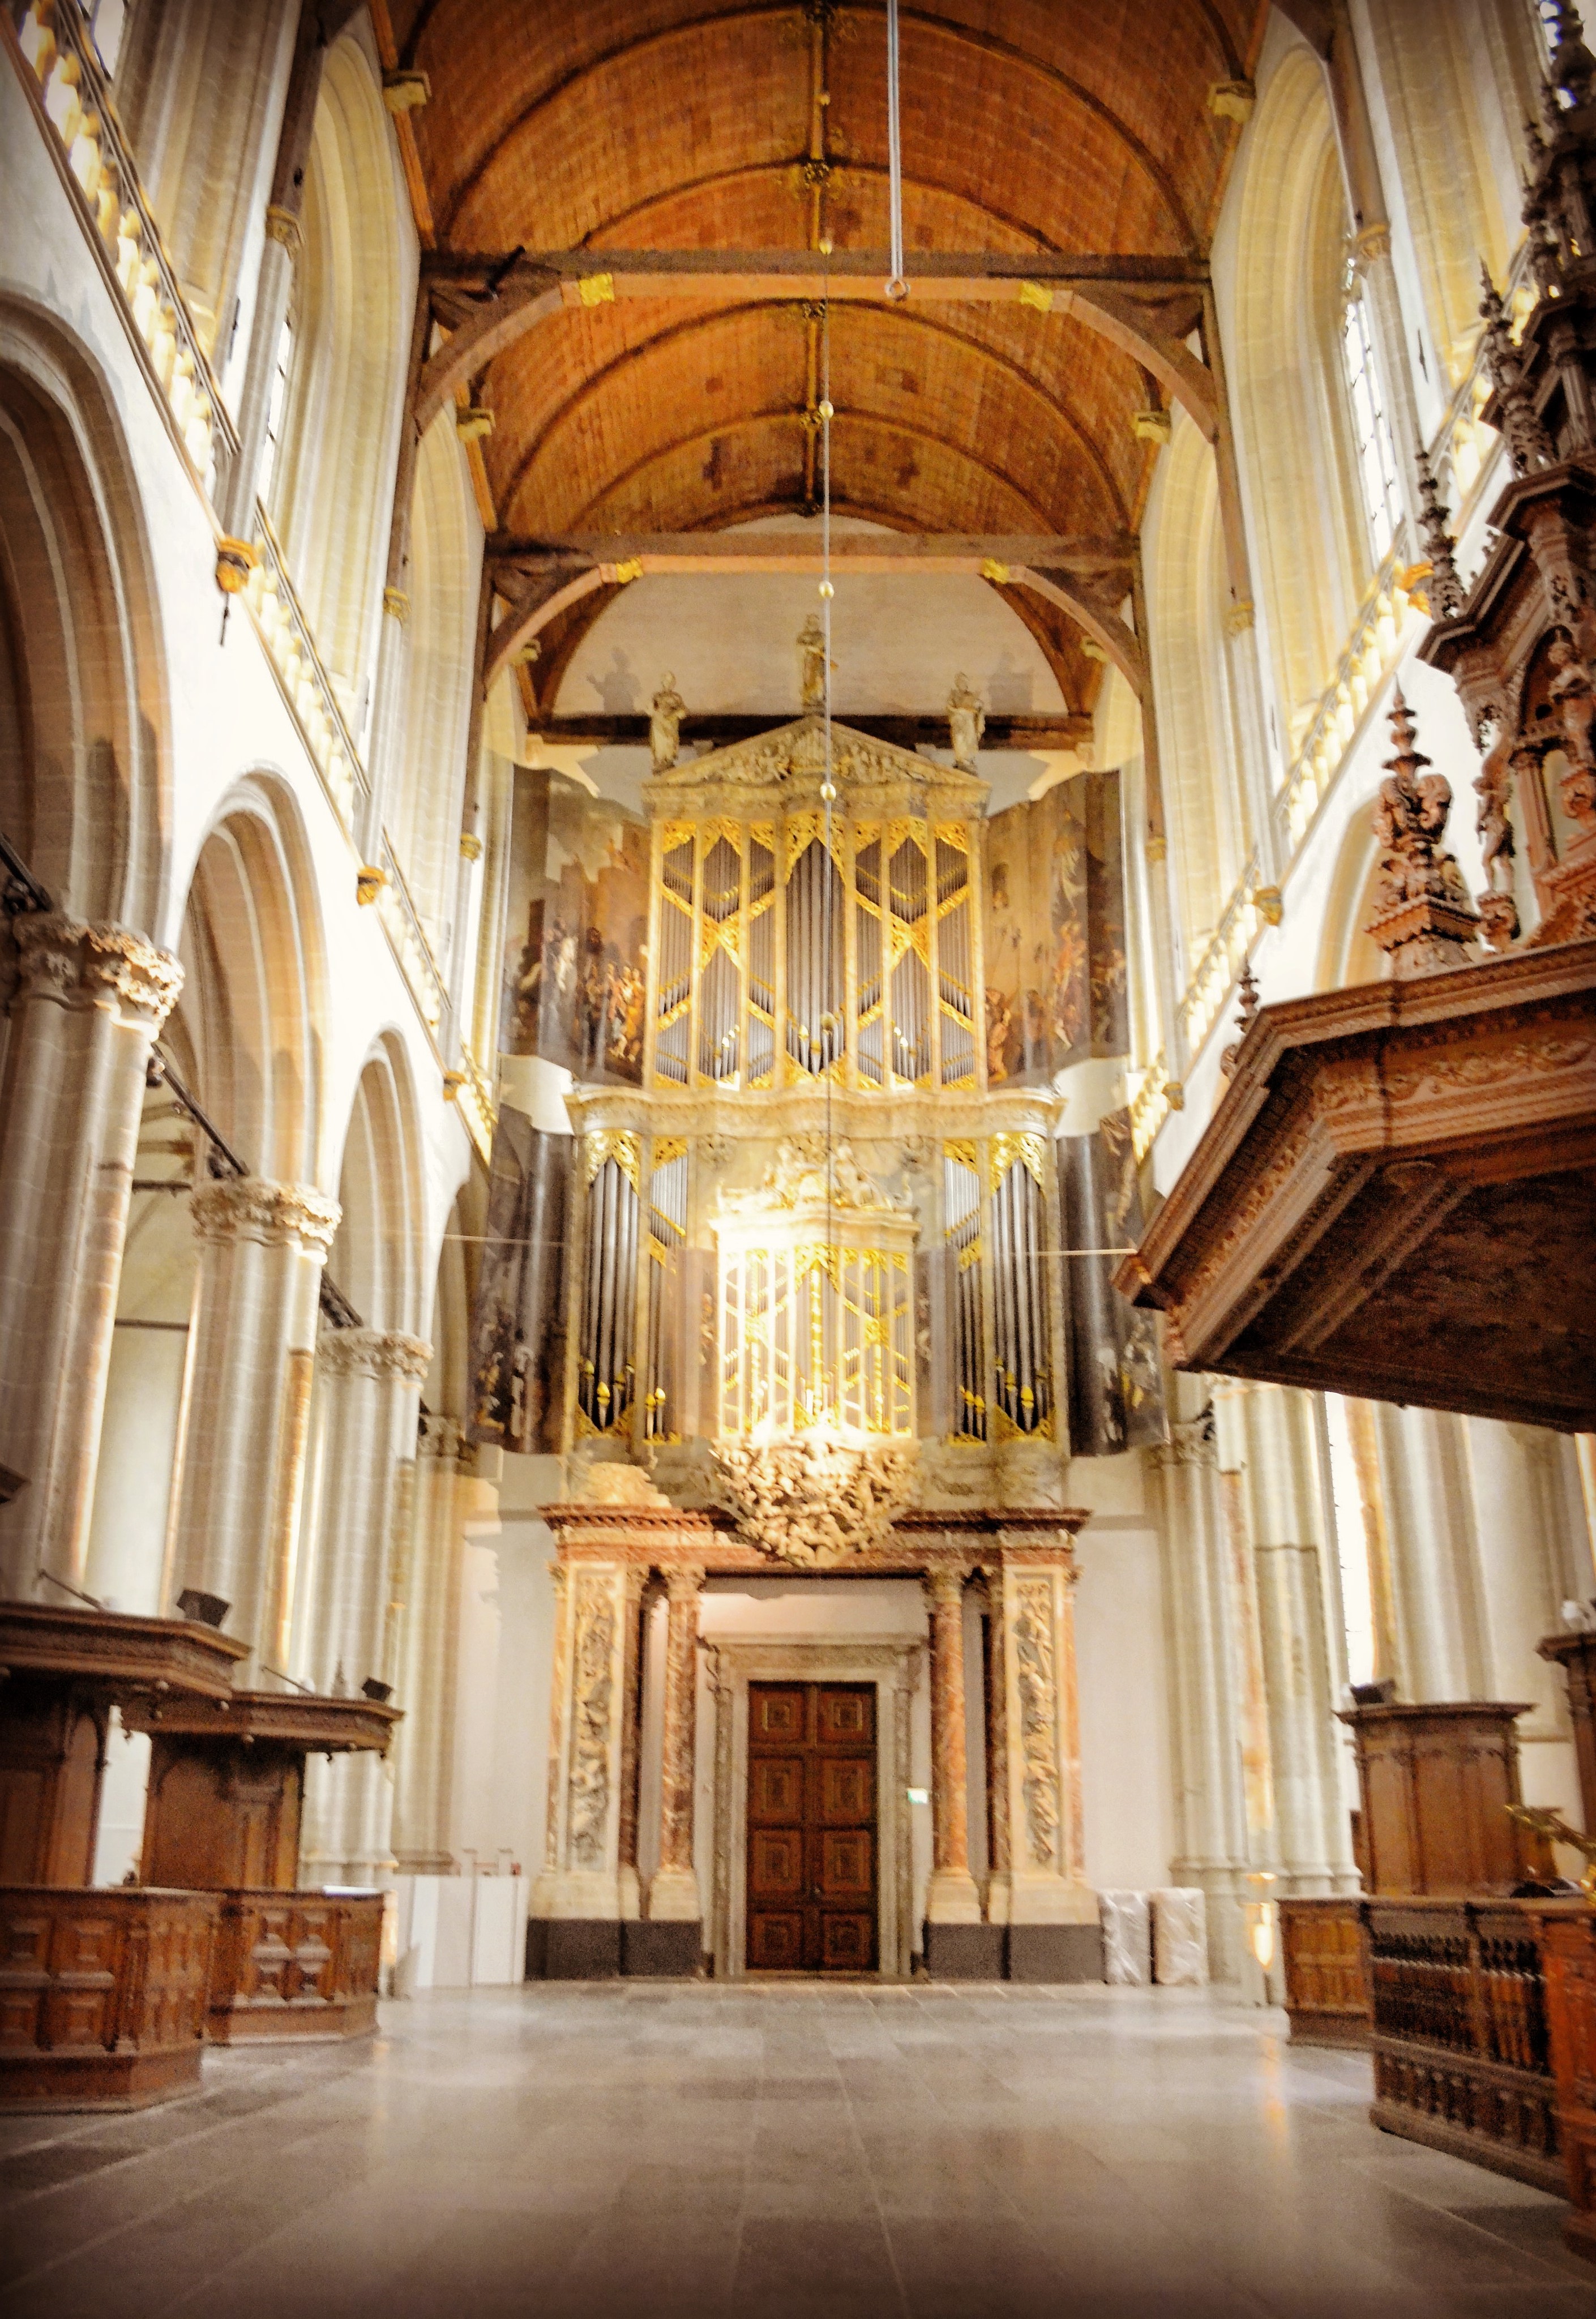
top-left (746, 1683), bottom-right (878, 1973)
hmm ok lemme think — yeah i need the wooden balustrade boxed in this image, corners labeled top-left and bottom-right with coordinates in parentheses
top-left (1364, 1897), bottom-right (1563, 2194)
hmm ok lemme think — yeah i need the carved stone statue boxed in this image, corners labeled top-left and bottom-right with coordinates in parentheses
top-left (798, 615), bottom-right (829, 711)
top-left (947, 673), bottom-right (985, 770)
top-left (649, 673), bottom-right (686, 771)
top-left (1366, 687), bottom-right (1480, 976)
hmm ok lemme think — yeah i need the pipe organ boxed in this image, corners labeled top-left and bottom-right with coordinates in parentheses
top-left (553, 712), bottom-right (1081, 1475)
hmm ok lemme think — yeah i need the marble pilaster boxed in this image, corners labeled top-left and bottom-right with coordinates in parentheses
top-left (532, 1559), bottom-right (645, 1924)
top-left (647, 1564), bottom-right (704, 1923)
top-left (922, 1566), bottom-right (982, 1923)
top-left (0, 917), bottom-right (181, 1597)
top-left (982, 1540), bottom-right (1095, 1929)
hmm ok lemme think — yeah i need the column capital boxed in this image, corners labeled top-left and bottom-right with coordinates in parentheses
top-left (664, 1563), bottom-right (705, 1603)
top-left (919, 1563), bottom-right (970, 1610)
top-left (318, 1328), bottom-right (433, 1383)
top-left (418, 1412), bottom-right (465, 1462)
top-left (191, 1176), bottom-right (341, 1256)
top-left (10, 914), bottom-right (183, 1030)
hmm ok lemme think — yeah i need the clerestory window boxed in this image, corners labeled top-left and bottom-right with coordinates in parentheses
top-left (1342, 274), bottom-right (1402, 564)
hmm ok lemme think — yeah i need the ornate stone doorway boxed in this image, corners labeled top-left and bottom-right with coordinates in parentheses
top-left (746, 1681), bottom-right (878, 1974)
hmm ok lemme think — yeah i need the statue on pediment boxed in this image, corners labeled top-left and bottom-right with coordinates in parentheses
top-left (649, 673), bottom-right (686, 771)
top-left (948, 673), bottom-right (985, 770)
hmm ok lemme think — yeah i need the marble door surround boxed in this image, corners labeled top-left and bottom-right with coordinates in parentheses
top-left (528, 1503), bottom-right (1099, 1982)
top-left (707, 1637), bottom-right (920, 1981)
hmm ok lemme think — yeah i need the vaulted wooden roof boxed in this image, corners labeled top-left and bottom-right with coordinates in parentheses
top-left (380, 1), bottom-right (1267, 711)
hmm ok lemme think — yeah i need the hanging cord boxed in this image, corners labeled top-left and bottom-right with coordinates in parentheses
top-left (819, 263), bottom-right (837, 1422)
top-left (885, 0), bottom-right (908, 301)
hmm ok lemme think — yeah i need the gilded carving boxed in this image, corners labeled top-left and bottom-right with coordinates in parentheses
top-left (566, 1573), bottom-right (617, 1869)
top-left (713, 1437), bottom-right (918, 1565)
top-left (1012, 1576), bottom-right (1061, 1868)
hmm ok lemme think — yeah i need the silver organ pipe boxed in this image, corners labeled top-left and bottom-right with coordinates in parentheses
top-left (990, 1155), bottom-right (1048, 1435)
top-left (579, 1153), bottom-right (639, 1432)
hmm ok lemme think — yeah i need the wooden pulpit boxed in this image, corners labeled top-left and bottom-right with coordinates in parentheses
top-left (122, 1688), bottom-right (401, 2043)
top-left (1538, 1631), bottom-right (1596, 1837)
top-left (1338, 1700), bottom-right (1549, 1895)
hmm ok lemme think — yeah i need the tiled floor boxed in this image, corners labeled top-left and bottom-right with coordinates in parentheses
top-left (2, 1982), bottom-right (1594, 2318)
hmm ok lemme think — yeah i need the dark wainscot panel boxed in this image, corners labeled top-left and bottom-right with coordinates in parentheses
top-left (0, 1886), bottom-right (217, 2108)
top-left (207, 1890), bottom-right (384, 2043)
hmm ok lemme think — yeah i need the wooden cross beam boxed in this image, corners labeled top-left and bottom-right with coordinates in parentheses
top-left (529, 711), bottom-right (1096, 754)
top-left (413, 249), bottom-right (1216, 443)
top-left (487, 532), bottom-right (1135, 578)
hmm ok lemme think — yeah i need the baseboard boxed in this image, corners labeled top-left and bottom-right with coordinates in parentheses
top-left (923, 1922), bottom-right (1006, 1980)
top-left (622, 1920), bottom-right (704, 1978)
top-left (528, 1919), bottom-right (623, 1979)
top-left (1005, 1922), bottom-right (1105, 1984)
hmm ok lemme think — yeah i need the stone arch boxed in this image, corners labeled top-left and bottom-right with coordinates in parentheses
top-left (1146, 414), bottom-right (1246, 977)
top-left (326, 1032), bottom-right (428, 1338)
top-left (172, 771), bottom-right (328, 1186)
top-left (267, 27), bottom-right (410, 729)
top-left (1230, 43), bottom-right (1367, 754)
top-left (0, 298), bottom-right (169, 931)
top-left (391, 412), bottom-right (482, 952)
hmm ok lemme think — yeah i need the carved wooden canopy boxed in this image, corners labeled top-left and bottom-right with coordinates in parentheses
top-left (1115, 942), bottom-right (1596, 1432)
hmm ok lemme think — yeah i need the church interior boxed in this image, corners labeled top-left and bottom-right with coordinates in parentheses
top-left (3, 0), bottom-right (1596, 2312)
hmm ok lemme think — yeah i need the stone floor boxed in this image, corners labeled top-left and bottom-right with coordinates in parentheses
top-left (3, 1983), bottom-right (1595, 2318)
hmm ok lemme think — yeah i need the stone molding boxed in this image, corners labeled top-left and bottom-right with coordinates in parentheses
top-left (10, 913), bottom-right (183, 1029)
top-left (190, 1176), bottom-right (341, 1256)
top-left (317, 1328), bottom-right (433, 1384)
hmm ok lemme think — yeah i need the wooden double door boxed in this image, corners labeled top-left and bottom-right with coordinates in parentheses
top-left (746, 1682), bottom-right (878, 1973)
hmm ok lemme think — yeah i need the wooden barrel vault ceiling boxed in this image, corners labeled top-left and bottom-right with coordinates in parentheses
top-left (376, 0), bottom-right (1268, 722)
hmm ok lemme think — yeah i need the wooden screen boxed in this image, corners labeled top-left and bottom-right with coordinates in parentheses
top-left (746, 1682), bottom-right (877, 1973)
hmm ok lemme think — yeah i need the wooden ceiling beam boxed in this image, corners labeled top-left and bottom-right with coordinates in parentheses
top-left (414, 250), bottom-right (1215, 442)
top-left (528, 711), bottom-right (1096, 752)
top-left (487, 531), bottom-right (1135, 577)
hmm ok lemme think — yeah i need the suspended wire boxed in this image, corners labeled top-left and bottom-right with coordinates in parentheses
top-left (885, 0), bottom-right (907, 300)
top-left (819, 251), bottom-right (837, 1422)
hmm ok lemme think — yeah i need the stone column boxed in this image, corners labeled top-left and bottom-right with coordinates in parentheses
top-left (1375, 1404), bottom-right (1491, 1700)
top-left (922, 1565), bottom-right (982, 1924)
top-left (391, 1414), bottom-right (468, 1873)
top-left (297, 1326), bottom-right (430, 1887)
top-left (1218, 1382), bottom-right (1358, 1898)
top-left (168, 1178), bottom-right (339, 1668)
top-left (531, 1558), bottom-right (644, 1957)
top-left (983, 1537), bottom-right (1098, 1970)
top-left (1150, 1396), bottom-right (1254, 1981)
top-left (647, 1564), bottom-right (704, 1924)
top-left (0, 917), bottom-right (182, 1597)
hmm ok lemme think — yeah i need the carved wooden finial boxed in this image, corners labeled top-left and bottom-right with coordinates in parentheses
top-left (1219, 959), bottom-right (1260, 1080)
top-left (1366, 688), bottom-right (1481, 978)
top-left (1478, 265), bottom-right (1552, 475)
top-left (1413, 446), bottom-right (1465, 619)
top-left (1548, 4), bottom-right (1596, 109)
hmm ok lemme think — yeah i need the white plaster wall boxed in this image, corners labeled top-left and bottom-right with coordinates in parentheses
top-left (555, 516), bottom-right (1067, 720)
top-left (1069, 1457), bottom-right (1178, 1892)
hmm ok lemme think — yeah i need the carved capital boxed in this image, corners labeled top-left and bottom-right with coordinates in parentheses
top-left (318, 1328), bottom-right (433, 1384)
top-left (665, 1564), bottom-right (705, 1606)
top-left (418, 1413), bottom-right (465, 1462)
top-left (10, 914), bottom-right (183, 1030)
top-left (1152, 1415), bottom-right (1219, 1470)
top-left (919, 1564), bottom-right (969, 1612)
top-left (190, 1176), bottom-right (341, 1256)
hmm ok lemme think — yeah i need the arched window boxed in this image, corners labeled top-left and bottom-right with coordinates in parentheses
top-left (266, 31), bottom-right (410, 729)
top-left (1231, 45), bottom-right (1370, 757)
top-left (1341, 269), bottom-right (1402, 564)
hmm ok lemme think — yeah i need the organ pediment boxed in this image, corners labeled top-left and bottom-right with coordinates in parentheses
top-left (644, 713), bottom-right (989, 820)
